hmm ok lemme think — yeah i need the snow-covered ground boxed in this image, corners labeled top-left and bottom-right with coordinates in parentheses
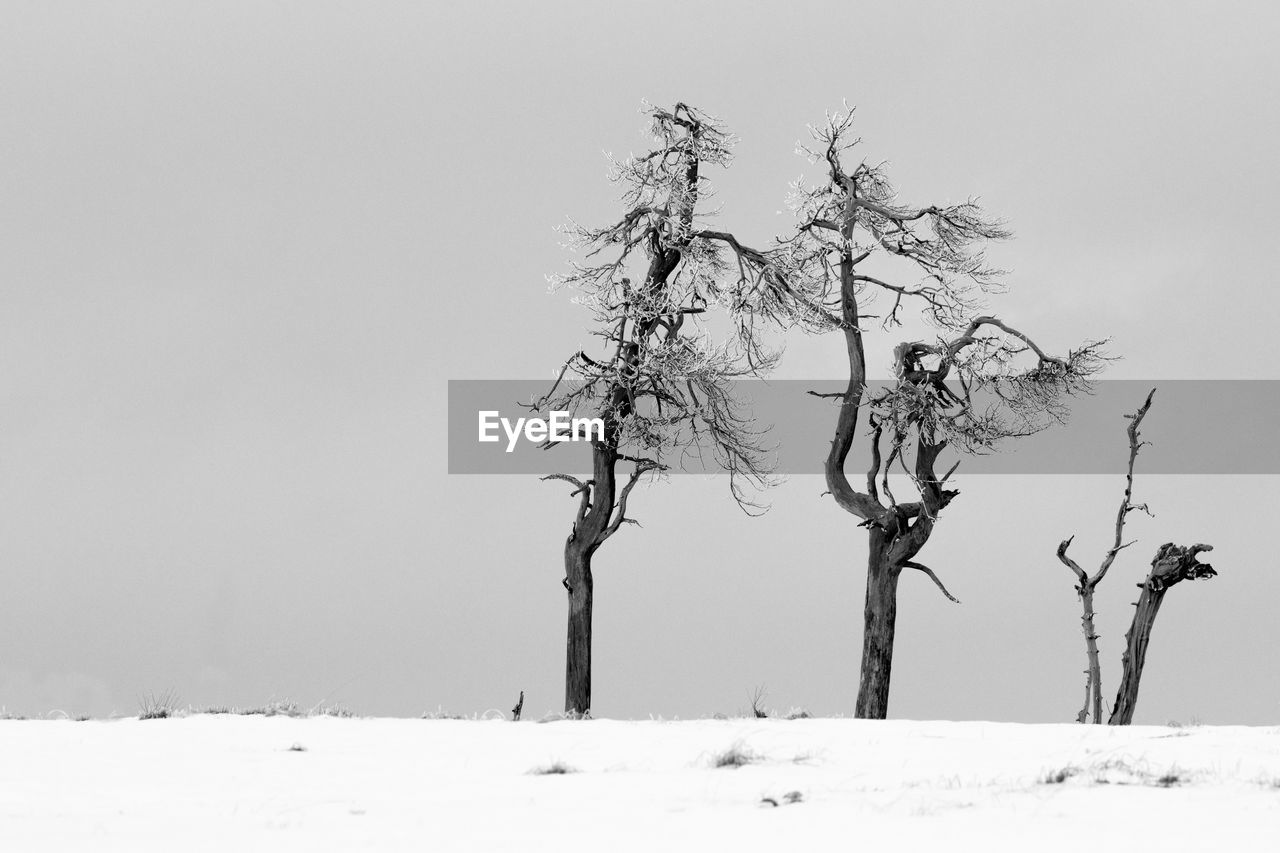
top-left (2, 715), bottom-right (1278, 851)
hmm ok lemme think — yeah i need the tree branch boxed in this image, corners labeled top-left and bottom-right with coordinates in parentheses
top-left (1094, 388), bottom-right (1156, 586)
top-left (602, 459), bottom-right (661, 540)
top-left (900, 560), bottom-right (960, 604)
top-left (543, 473), bottom-right (594, 527)
top-left (1056, 535), bottom-right (1089, 586)
top-left (946, 316), bottom-right (1066, 366)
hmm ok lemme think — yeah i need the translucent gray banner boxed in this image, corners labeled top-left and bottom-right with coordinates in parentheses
top-left (447, 380), bottom-right (1280, 475)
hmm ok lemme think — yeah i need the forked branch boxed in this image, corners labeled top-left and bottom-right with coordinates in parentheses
top-left (1057, 388), bottom-right (1157, 591)
top-left (1053, 388), bottom-right (1157, 724)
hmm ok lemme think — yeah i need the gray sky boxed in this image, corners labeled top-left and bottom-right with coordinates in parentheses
top-left (2, 1), bottom-right (1278, 723)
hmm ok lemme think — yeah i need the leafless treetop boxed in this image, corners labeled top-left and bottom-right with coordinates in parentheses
top-left (541, 102), bottom-right (833, 511)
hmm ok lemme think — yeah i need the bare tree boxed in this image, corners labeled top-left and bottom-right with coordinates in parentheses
top-left (540, 103), bottom-right (820, 716)
top-left (1055, 391), bottom-right (1219, 725)
top-left (775, 107), bottom-right (1106, 718)
top-left (1056, 389), bottom-right (1156, 723)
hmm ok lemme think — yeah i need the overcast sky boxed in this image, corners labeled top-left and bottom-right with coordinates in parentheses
top-left (2, 1), bottom-right (1278, 723)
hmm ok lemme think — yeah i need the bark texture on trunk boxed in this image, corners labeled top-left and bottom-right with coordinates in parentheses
top-left (1079, 586), bottom-right (1104, 724)
top-left (856, 531), bottom-right (902, 719)
top-left (563, 543), bottom-right (594, 716)
top-left (1108, 542), bottom-right (1215, 725)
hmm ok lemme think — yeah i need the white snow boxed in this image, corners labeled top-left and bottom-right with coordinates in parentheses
top-left (2, 715), bottom-right (1278, 850)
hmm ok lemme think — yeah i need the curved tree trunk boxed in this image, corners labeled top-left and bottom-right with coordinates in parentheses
top-left (856, 530), bottom-right (901, 719)
top-left (563, 542), bottom-right (594, 716)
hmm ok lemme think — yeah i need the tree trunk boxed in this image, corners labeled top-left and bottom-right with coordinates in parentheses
top-left (856, 530), bottom-right (901, 719)
top-left (1108, 542), bottom-right (1216, 725)
top-left (552, 442), bottom-right (619, 718)
top-left (563, 542), bottom-right (594, 716)
top-left (1080, 585), bottom-right (1104, 723)
top-left (1107, 580), bottom-right (1166, 726)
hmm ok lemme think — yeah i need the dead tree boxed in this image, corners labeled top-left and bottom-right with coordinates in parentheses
top-left (1108, 542), bottom-right (1217, 725)
top-left (775, 108), bottom-right (1105, 718)
top-left (1056, 389), bottom-right (1156, 723)
top-left (541, 103), bottom-right (825, 716)
top-left (1055, 392), bottom-right (1219, 724)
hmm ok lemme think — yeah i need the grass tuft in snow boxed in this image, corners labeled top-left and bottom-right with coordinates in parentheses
top-left (711, 741), bottom-right (760, 769)
top-left (1042, 759), bottom-right (1190, 788)
top-left (530, 761), bottom-right (576, 775)
top-left (1041, 765), bottom-right (1079, 784)
top-left (138, 690), bottom-right (180, 720)
top-left (761, 791), bottom-right (804, 807)
top-left (190, 702), bottom-right (353, 719)
top-left (238, 701), bottom-right (303, 717)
